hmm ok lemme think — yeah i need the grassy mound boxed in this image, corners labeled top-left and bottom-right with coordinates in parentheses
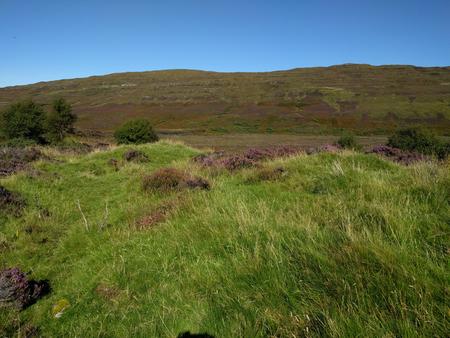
top-left (0, 141), bottom-right (448, 337)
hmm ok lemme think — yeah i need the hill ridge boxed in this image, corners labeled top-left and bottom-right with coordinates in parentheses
top-left (1, 64), bottom-right (449, 134)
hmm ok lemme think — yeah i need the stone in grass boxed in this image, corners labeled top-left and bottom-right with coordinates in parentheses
top-left (0, 268), bottom-right (50, 310)
top-left (52, 298), bottom-right (70, 318)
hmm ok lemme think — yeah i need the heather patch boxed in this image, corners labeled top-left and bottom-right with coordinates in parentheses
top-left (221, 155), bottom-right (256, 171)
top-left (0, 268), bottom-right (50, 310)
top-left (123, 150), bottom-right (149, 162)
top-left (182, 177), bottom-right (211, 190)
top-left (0, 147), bottom-right (43, 177)
top-left (142, 168), bottom-right (210, 192)
top-left (368, 145), bottom-right (427, 165)
top-left (192, 146), bottom-right (300, 171)
top-left (192, 151), bottom-right (225, 167)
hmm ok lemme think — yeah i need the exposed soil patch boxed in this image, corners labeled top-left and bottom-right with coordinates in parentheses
top-left (0, 268), bottom-right (50, 310)
top-left (0, 147), bottom-right (43, 177)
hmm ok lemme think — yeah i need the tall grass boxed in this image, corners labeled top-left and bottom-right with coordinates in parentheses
top-left (0, 142), bottom-right (448, 337)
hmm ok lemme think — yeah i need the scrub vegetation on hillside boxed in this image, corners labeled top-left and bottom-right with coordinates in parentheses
top-left (1, 65), bottom-right (449, 134)
top-left (0, 140), bottom-right (448, 337)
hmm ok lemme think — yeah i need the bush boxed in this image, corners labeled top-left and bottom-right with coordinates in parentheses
top-left (114, 119), bottom-right (158, 144)
top-left (336, 133), bottom-right (358, 149)
top-left (387, 128), bottom-right (443, 156)
top-left (45, 98), bottom-right (77, 143)
top-left (1, 100), bottom-right (46, 143)
top-left (435, 141), bottom-right (450, 160)
top-left (0, 147), bottom-right (43, 177)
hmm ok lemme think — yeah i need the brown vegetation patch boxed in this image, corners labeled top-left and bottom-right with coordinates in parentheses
top-left (135, 198), bottom-right (184, 230)
top-left (254, 167), bottom-right (286, 182)
top-left (193, 146), bottom-right (300, 171)
top-left (0, 147), bottom-right (43, 177)
top-left (182, 177), bottom-right (211, 190)
top-left (0, 268), bottom-right (50, 310)
top-left (135, 209), bottom-right (168, 230)
top-left (108, 158), bottom-right (119, 171)
top-left (95, 283), bottom-right (121, 300)
top-left (142, 168), bottom-right (210, 192)
top-left (368, 145), bottom-right (428, 165)
top-left (123, 150), bottom-right (149, 162)
top-left (143, 168), bottom-right (187, 191)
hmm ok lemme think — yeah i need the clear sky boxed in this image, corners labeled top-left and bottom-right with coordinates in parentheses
top-left (1, 0), bottom-right (449, 87)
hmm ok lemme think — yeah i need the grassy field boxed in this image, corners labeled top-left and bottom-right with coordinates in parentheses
top-left (1, 64), bottom-right (449, 135)
top-left (1, 141), bottom-right (448, 337)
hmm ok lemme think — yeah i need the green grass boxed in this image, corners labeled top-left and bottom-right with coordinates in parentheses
top-left (1, 141), bottom-right (449, 337)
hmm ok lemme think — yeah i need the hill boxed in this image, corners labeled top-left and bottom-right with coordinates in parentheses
top-left (1, 65), bottom-right (449, 135)
top-left (1, 142), bottom-right (448, 336)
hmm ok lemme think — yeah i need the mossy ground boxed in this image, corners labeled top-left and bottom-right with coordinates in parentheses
top-left (1, 141), bottom-right (449, 337)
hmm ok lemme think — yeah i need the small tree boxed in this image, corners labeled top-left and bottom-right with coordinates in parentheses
top-left (336, 133), bottom-right (358, 149)
top-left (114, 119), bottom-right (159, 144)
top-left (387, 128), bottom-right (441, 155)
top-left (1, 100), bottom-right (46, 143)
top-left (45, 98), bottom-right (77, 142)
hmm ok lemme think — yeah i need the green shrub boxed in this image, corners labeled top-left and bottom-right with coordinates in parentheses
top-left (336, 133), bottom-right (358, 149)
top-left (1, 138), bottom-right (38, 148)
top-left (1, 100), bottom-right (46, 143)
top-left (434, 141), bottom-right (450, 160)
top-left (45, 98), bottom-right (77, 143)
top-left (387, 127), bottom-right (447, 158)
top-left (114, 119), bottom-right (159, 144)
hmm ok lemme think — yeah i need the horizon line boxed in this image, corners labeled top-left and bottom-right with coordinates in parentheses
top-left (1, 63), bottom-right (449, 89)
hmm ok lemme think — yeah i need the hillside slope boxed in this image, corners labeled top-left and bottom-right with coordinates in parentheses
top-left (1, 142), bottom-right (448, 337)
top-left (1, 65), bottom-right (450, 134)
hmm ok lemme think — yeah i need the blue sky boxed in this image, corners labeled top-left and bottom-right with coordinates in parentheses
top-left (1, 0), bottom-right (449, 87)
